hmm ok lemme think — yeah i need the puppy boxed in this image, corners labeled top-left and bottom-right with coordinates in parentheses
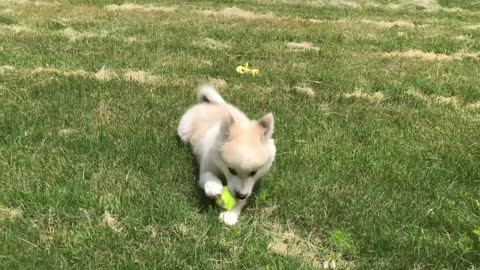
top-left (177, 84), bottom-right (276, 226)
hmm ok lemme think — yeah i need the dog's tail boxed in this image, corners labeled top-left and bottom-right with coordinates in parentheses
top-left (197, 84), bottom-right (225, 104)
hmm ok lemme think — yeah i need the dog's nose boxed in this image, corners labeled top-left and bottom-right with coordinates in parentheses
top-left (235, 192), bottom-right (248, 200)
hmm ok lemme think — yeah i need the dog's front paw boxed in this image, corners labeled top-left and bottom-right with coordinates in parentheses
top-left (219, 211), bottom-right (239, 226)
top-left (204, 181), bottom-right (223, 199)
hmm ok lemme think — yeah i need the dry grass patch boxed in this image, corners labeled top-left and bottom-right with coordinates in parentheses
top-left (408, 89), bottom-right (480, 110)
top-left (102, 211), bottom-right (122, 233)
top-left (287, 42), bottom-right (319, 51)
top-left (199, 7), bottom-right (277, 21)
top-left (62, 27), bottom-right (107, 41)
top-left (382, 50), bottom-right (452, 61)
top-left (293, 85), bottom-right (316, 97)
top-left (386, 0), bottom-right (470, 13)
top-left (344, 89), bottom-right (384, 103)
top-left (124, 70), bottom-right (159, 84)
top-left (31, 67), bottom-right (61, 74)
top-left (454, 35), bottom-right (471, 41)
top-left (105, 3), bottom-right (177, 12)
top-left (209, 78), bottom-right (228, 90)
top-left (407, 89), bottom-right (461, 107)
top-left (265, 221), bottom-right (352, 269)
top-left (360, 19), bottom-right (415, 28)
top-left (289, 0), bottom-right (363, 9)
top-left (30, 66), bottom-right (90, 78)
top-left (0, 65), bottom-right (15, 74)
top-left (7, 66), bottom-right (161, 84)
top-left (98, 101), bottom-right (112, 125)
top-left (58, 128), bottom-right (76, 136)
top-left (381, 50), bottom-right (480, 61)
top-left (399, 0), bottom-right (441, 12)
top-left (0, 206), bottom-right (23, 221)
top-left (466, 101), bottom-right (480, 110)
top-left (0, 24), bottom-right (32, 33)
top-left (464, 24), bottom-right (480, 30)
top-left (269, 229), bottom-right (322, 268)
top-left (199, 38), bottom-right (231, 50)
top-left (94, 66), bottom-right (119, 81)
top-left (0, 0), bottom-right (58, 6)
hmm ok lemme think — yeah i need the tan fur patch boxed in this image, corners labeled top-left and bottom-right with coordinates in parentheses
top-left (344, 90), bottom-right (384, 103)
top-left (124, 70), bottom-right (159, 84)
top-left (223, 122), bottom-right (271, 170)
top-left (287, 42), bottom-right (319, 51)
top-left (360, 19), bottom-right (415, 28)
top-left (105, 3), bottom-right (177, 12)
top-left (0, 206), bottom-right (23, 220)
top-left (199, 7), bottom-right (277, 20)
top-left (294, 85), bottom-right (316, 97)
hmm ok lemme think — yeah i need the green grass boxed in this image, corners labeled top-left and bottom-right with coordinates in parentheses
top-left (1, 0), bottom-right (480, 269)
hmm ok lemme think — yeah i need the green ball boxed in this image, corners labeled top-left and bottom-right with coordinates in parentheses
top-left (216, 187), bottom-right (237, 210)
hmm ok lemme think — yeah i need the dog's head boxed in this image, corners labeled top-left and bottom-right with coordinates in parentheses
top-left (217, 113), bottom-right (276, 200)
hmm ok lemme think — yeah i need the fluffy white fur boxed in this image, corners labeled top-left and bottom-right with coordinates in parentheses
top-left (178, 84), bottom-right (276, 226)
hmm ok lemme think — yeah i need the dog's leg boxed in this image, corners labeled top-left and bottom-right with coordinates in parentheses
top-left (219, 199), bottom-right (246, 226)
top-left (199, 171), bottom-right (223, 199)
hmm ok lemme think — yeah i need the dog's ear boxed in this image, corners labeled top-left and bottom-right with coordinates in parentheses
top-left (258, 113), bottom-right (274, 139)
top-left (220, 113), bottom-right (235, 140)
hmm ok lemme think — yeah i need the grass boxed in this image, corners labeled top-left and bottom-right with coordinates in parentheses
top-left (1, 0), bottom-right (480, 269)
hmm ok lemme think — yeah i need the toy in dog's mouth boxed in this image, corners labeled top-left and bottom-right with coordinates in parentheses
top-left (215, 187), bottom-right (236, 210)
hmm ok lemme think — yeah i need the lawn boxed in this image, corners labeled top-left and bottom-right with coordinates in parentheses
top-left (1, 0), bottom-right (480, 269)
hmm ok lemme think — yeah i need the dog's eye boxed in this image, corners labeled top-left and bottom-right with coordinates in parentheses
top-left (228, 168), bottom-right (238, 175)
top-left (249, 170), bottom-right (257, 177)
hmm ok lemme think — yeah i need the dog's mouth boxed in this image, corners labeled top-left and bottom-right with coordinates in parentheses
top-left (234, 190), bottom-right (249, 200)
